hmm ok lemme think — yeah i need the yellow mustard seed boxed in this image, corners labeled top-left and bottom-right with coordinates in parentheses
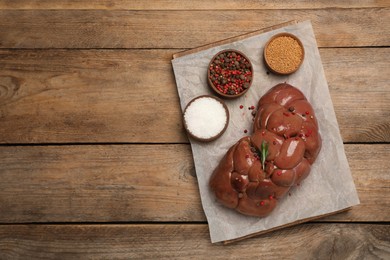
top-left (265, 35), bottom-right (304, 74)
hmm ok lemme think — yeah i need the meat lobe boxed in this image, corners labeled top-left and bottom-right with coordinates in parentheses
top-left (274, 138), bottom-right (305, 169)
top-left (233, 137), bottom-right (255, 174)
top-left (210, 83), bottom-right (322, 217)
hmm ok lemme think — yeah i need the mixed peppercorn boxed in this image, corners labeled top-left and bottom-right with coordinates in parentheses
top-left (208, 50), bottom-right (253, 96)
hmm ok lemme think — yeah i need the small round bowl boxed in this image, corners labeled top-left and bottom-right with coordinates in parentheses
top-left (264, 33), bottom-right (305, 75)
top-left (207, 49), bottom-right (254, 99)
top-left (183, 95), bottom-right (229, 142)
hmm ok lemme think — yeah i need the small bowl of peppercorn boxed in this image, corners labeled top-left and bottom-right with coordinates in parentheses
top-left (207, 49), bottom-right (254, 99)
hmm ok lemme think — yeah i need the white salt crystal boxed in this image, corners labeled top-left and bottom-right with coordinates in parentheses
top-left (184, 97), bottom-right (228, 139)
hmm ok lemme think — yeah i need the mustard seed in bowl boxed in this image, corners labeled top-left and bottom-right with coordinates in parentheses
top-left (264, 33), bottom-right (304, 75)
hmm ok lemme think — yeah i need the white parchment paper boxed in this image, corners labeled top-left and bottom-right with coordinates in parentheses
top-left (171, 20), bottom-right (360, 243)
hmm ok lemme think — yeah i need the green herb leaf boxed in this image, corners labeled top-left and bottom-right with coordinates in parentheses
top-left (260, 140), bottom-right (269, 170)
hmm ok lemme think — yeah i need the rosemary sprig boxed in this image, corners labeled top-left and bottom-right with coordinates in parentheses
top-left (260, 140), bottom-right (269, 170)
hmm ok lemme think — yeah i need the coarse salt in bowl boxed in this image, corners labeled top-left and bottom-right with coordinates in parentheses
top-left (183, 95), bottom-right (229, 142)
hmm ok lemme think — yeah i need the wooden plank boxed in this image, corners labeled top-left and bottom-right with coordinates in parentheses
top-left (0, 0), bottom-right (388, 10)
top-left (0, 49), bottom-right (186, 143)
top-left (0, 48), bottom-right (388, 143)
top-left (0, 224), bottom-right (389, 258)
top-left (321, 48), bottom-right (390, 143)
top-left (0, 144), bottom-right (388, 223)
top-left (0, 8), bottom-right (389, 49)
top-left (0, 144), bottom-right (200, 222)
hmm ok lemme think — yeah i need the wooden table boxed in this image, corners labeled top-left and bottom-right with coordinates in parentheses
top-left (0, 1), bottom-right (389, 259)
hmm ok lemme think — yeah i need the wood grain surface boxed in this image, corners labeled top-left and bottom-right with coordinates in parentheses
top-left (0, 144), bottom-right (388, 223)
top-left (1, 48), bottom-right (388, 143)
top-left (0, 224), bottom-right (389, 259)
top-left (1, 0), bottom-right (389, 10)
top-left (0, 8), bottom-right (389, 48)
top-left (0, 0), bottom-right (389, 256)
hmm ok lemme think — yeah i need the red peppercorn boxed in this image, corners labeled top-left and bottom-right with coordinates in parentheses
top-left (239, 105), bottom-right (243, 109)
top-left (209, 51), bottom-right (253, 96)
top-left (244, 129), bottom-right (248, 133)
top-left (260, 201), bottom-right (265, 206)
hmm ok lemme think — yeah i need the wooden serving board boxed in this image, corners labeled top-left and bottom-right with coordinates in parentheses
top-left (172, 20), bottom-right (353, 244)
